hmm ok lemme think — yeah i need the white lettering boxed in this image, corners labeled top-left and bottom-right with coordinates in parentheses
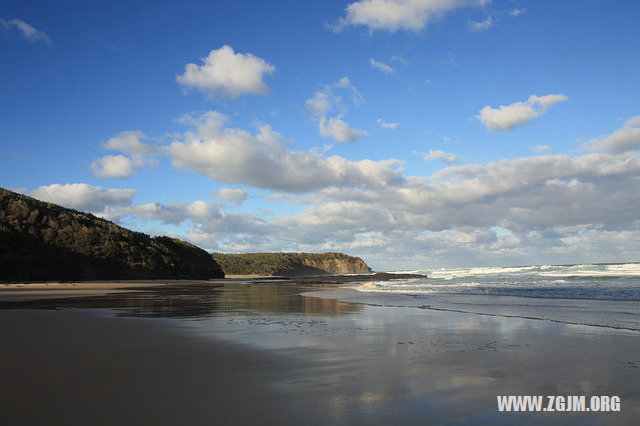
top-left (591, 395), bottom-right (600, 411)
top-left (611, 396), bottom-right (621, 411)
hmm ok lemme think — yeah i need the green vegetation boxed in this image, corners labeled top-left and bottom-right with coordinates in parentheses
top-left (0, 188), bottom-right (224, 281)
top-left (212, 252), bottom-right (372, 276)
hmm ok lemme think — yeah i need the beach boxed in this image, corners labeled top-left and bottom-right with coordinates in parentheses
top-left (4, 1), bottom-right (639, 425)
top-left (1, 279), bottom-right (639, 424)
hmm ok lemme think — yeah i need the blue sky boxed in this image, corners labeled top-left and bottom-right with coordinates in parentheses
top-left (2, 1), bottom-right (640, 270)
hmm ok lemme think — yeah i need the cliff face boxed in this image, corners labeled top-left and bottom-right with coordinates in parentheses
top-left (0, 188), bottom-right (224, 281)
top-left (298, 253), bottom-right (371, 275)
top-left (211, 252), bottom-right (372, 277)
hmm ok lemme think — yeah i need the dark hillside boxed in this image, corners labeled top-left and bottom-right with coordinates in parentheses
top-left (0, 188), bottom-right (224, 281)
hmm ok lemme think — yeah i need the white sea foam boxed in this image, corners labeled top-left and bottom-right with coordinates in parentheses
top-left (309, 263), bottom-right (640, 331)
top-left (389, 263), bottom-right (640, 280)
top-left (354, 263), bottom-right (640, 302)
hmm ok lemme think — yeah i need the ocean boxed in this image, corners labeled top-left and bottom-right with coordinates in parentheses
top-left (309, 263), bottom-right (640, 331)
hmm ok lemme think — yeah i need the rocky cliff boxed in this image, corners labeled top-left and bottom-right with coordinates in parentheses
top-left (211, 252), bottom-right (372, 276)
top-left (0, 188), bottom-right (224, 281)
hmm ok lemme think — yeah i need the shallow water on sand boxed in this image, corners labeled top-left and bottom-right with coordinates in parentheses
top-left (2, 281), bottom-right (639, 424)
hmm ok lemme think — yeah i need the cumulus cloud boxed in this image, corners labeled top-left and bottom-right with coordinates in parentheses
top-left (165, 112), bottom-right (392, 191)
top-left (377, 119), bottom-right (399, 129)
top-left (104, 200), bottom-right (222, 225)
top-left (1, 18), bottom-right (51, 45)
top-left (319, 116), bottom-right (368, 142)
top-left (584, 115), bottom-right (640, 154)
top-left (369, 58), bottom-right (395, 73)
top-left (102, 199), bottom-right (274, 252)
top-left (130, 151), bottom-right (640, 246)
top-left (509, 8), bottom-right (525, 17)
top-left (476, 94), bottom-right (568, 131)
top-left (216, 188), bottom-right (249, 204)
top-left (31, 183), bottom-right (136, 213)
top-left (94, 149), bottom-right (640, 269)
top-left (93, 112), bottom-right (640, 269)
top-left (334, 0), bottom-right (490, 32)
top-left (418, 149), bottom-right (458, 164)
top-left (176, 45), bottom-right (275, 99)
top-left (428, 153), bottom-right (640, 213)
top-left (268, 150), bottom-right (640, 267)
top-left (91, 155), bottom-right (134, 178)
top-left (304, 77), bottom-right (367, 142)
top-left (90, 131), bottom-right (160, 178)
top-left (305, 91), bottom-right (332, 118)
top-left (103, 111), bottom-right (402, 193)
top-left (468, 16), bottom-right (492, 32)
top-left (100, 149), bottom-right (640, 268)
top-left (103, 131), bottom-right (158, 156)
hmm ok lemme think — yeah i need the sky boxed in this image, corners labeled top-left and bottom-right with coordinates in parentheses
top-left (2, 0), bottom-right (640, 271)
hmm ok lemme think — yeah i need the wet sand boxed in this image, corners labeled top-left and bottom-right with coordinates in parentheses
top-left (0, 282), bottom-right (168, 301)
top-left (1, 280), bottom-right (639, 424)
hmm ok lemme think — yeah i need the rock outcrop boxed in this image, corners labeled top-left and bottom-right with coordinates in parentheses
top-left (297, 254), bottom-right (372, 275)
top-left (0, 188), bottom-right (224, 281)
top-left (211, 252), bottom-right (372, 277)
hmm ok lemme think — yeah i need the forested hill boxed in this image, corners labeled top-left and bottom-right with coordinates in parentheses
top-left (211, 252), bottom-right (372, 277)
top-left (0, 188), bottom-right (224, 281)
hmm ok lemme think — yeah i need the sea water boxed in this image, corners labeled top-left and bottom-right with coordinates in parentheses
top-left (315, 263), bottom-right (640, 331)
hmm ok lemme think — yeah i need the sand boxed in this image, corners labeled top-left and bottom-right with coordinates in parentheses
top-left (0, 282), bottom-right (165, 300)
top-left (1, 280), bottom-right (639, 424)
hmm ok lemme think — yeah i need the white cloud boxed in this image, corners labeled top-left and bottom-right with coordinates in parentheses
top-left (319, 116), bottom-right (368, 142)
top-left (104, 131), bottom-right (157, 156)
top-left (468, 16), bottom-right (492, 32)
top-left (451, 228), bottom-right (496, 244)
top-left (418, 149), bottom-right (458, 164)
top-left (509, 8), bottom-right (526, 17)
top-left (377, 119), bottom-right (399, 129)
top-left (476, 94), bottom-right (568, 131)
top-left (98, 148), bottom-right (640, 268)
top-left (304, 77), bottom-right (367, 142)
top-left (304, 91), bottom-right (332, 118)
top-left (1, 18), bottom-right (51, 45)
top-left (91, 155), bottom-right (134, 178)
top-left (31, 183), bottom-right (136, 213)
top-left (534, 145), bottom-right (552, 154)
top-left (305, 77), bottom-right (364, 119)
top-left (164, 112), bottom-right (392, 191)
top-left (104, 111), bottom-right (402, 193)
top-left (93, 112), bottom-right (640, 269)
top-left (105, 200), bottom-right (222, 225)
top-left (335, 76), bottom-right (365, 105)
top-left (216, 188), bottom-right (249, 204)
top-left (176, 45), bottom-right (275, 99)
top-left (270, 151), bottom-right (640, 267)
top-left (93, 147), bottom-right (640, 269)
top-left (335, 0), bottom-right (490, 32)
top-left (103, 199), bottom-right (275, 251)
top-left (584, 115), bottom-right (640, 154)
top-left (369, 58), bottom-right (395, 73)
top-left (91, 131), bottom-right (159, 178)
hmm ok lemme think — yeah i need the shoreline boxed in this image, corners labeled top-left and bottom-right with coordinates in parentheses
top-left (0, 273), bottom-right (424, 302)
top-left (305, 287), bottom-right (640, 332)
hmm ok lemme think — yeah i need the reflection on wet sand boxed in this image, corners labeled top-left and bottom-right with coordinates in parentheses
top-left (1, 280), bottom-right (639, 423)
top-left (217, 284), bottom-right (361, 316)
top-left (0, 281), bottom-right (362, 318)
